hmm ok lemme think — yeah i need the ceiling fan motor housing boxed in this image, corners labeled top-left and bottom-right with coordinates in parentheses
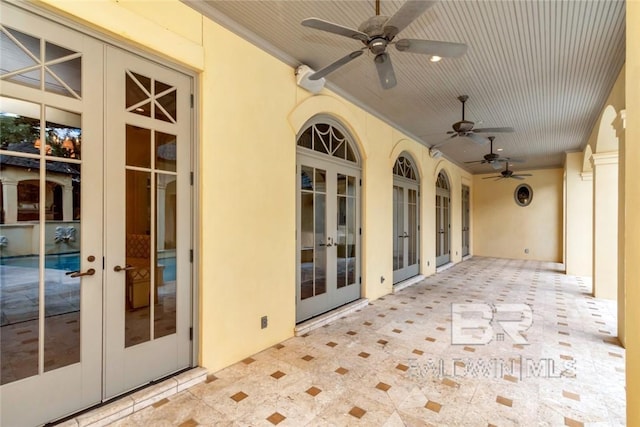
top-left (452, 120), bottom-right (474, 133)
top-left (358, 15), bottom-right (388, 38)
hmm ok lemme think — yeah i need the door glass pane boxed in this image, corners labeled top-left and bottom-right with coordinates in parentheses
top-left (44, 160), bottom-right (81, 372)
top-left (436, 195), bottom-right (441, 257)
top-left (300, 190), bottom-right (314, 300)
top-left (443, 197), bottom-right (450, 255)
top-left (0, 96), bottom-right (40, 156)
top-left (336, 195), bottom-right (346, 288)
top-left (155, 132), bottom-right (176, 172)
top-left (337, 173), bottom-right (356, 288)
top-left (155, 90), bottom-right (176, 123)
top-left (154, 174), bottom-right (176, 339)
top-left (125, 169), bottom-right (151, 347)
top-left (0, 27), bottom-right (40, 90)
top-left (408, 189), bottom-right (417, 266)
top-left (126, 124), bottom-right (151, 168)
top-left (346, 197), bottom-right (356, 285)
top-left (126, 72), bottom-right (151, 117)
top-left (301, 166), bottom-right (313, 191)
top-left (393, 186), bottom-right (403, 271)
top-left (45, 106), bottom-right (81, 160)
top-left (314, 193), bottom-right (326, 296)
top-left (47, 58), bottom-right (82, 98)
top-left (315, 169), bottom-right (326, 193)
top-left (0, 156), bottom-right (40, 384)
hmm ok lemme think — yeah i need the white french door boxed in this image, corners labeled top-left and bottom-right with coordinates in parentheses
top-left (296, 153), bottom-right (360, 322)
top-left (392, 179), bottom-right (420, 283)
top-left (103, 47), bottom-right (192, 399)
top-left (0, 5), bottom-right (193, 425)
top-left (0, 6), bottom-right (103, 426)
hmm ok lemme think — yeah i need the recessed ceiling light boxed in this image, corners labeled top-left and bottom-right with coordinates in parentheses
top-left (430, 55), bottom-right (442, 62)
top-left (497, 148), bottom-right (503, 152)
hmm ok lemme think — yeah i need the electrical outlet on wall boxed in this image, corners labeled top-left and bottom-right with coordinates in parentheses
top-left (261, 316), bottom-right (268, 329)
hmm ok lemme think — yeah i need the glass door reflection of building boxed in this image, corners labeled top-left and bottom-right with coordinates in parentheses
top-left (296, 121), bottom-right (361, 323)
top-left (392, 156), bottom-right (420, 284)
top-left (0, 99), bottom-right (85, 381)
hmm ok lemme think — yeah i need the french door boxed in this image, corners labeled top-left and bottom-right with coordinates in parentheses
top-left (0, 5), bottom-right (193, 425)
top-left (103, 47), bottom-right (192, 399)
top-left (461, 185), bottom-right (470, 257)
top-left (392, 180), bottom-right (419, 283)
top-left (435, 172), bottom-right (451, 267)
top-left (296, 153), bottom-right (360, 322)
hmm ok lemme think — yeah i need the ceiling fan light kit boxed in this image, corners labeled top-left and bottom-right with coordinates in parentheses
top-left (301, 0), bottom-right (468, 90)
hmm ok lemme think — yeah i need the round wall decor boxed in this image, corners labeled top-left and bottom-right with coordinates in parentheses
top-left (514, 184), bottom-right (533, 207)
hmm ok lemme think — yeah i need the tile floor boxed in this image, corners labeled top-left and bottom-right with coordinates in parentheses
top-left (107, 257), bottom-right (626, 426)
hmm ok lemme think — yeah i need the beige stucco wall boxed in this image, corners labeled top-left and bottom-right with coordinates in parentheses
top-left (472, 168), bottom-right (563, 262)
top-left (626, 1), bottom-right (639, 423)
top-left (36, 0), bottom-right (472, 373)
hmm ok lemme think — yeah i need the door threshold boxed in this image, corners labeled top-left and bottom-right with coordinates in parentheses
top-left (294, 298), bottom-right (369, 336)
top-left (393, 275), bottom-right (425, 293)
top-left (50, 367), bottom-right (207, 427)
top-left (436, 262), bottom-right (455, 273)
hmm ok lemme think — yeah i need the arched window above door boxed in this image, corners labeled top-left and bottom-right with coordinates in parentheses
top-left (297, 121), bottom-right (358, 164)
top-left (436, 171), bottom-right (450, 190)
top-left (393, 155), bottom-right (417, 181)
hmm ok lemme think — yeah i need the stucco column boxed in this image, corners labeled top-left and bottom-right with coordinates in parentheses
top-left (614, 110), bottom-right (626, 346)
top-left (590, 152), bottom-right (618, 300)
top-left (63, 185), bottom-right (73, 221)
top-left (626, 1), bottom-right (640, 422)
top-left (1, 179), bottom-right (18, 224)
top-left (564, 152), bottom-right (593, 276)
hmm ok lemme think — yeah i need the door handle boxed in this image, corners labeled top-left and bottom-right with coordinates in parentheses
top-left (66, 268), bottom-right (96, 278)
top-left (113, 264), bottom-right (136, 272)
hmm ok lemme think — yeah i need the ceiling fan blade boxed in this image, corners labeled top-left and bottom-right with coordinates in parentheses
top-left (473, 127), bottom-right (515, 133)
top-left (432, 133), bottom-right (458, 148)
top-left (466, 132), bottom-right (490, 144)
top-left (511, 176), bottom-right (525, 180)
top-left (395, 39), bottom-right (468, 57)
top-left (309, 50), bottom-right (365, 80)
top-left (302, 18), bottom-right (369, 41)
top-left (514, 173), bottom-right (532, 177)
top-left (482, 175), bottom-right (501, 180)
top-left (464, 160), bottom-right (483, 164)
top-left (383, 1), bottom-right (436, 39)
top-left (374, 52), bottom-right (397, 89)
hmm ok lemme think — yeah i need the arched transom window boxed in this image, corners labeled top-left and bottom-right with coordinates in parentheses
top-left (297, 122), bottom-right (357, 163)
top-left (436, 171), bottom-right (450, 190)
top-left (393, 156), bottom-right (417, 181)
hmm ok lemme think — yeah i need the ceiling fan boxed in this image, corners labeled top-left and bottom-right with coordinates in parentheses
top-left (301, 0), bottom-right (468, 89)
top-left (465, 136), bottom-right (525, 170)
top-left (445, 95), bottom-right (515, 144)
top-left (482, 162), bottom-right (532, 180)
